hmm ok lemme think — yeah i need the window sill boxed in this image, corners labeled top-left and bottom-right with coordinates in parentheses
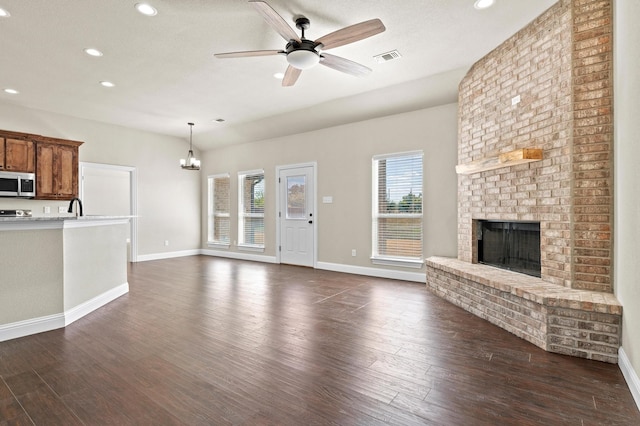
top-left (371, 257), bottom-right (424, 269)
top-left (238, 244), bottom-right (265, 253)
top-left (207, 242), bottom-right (230, 249)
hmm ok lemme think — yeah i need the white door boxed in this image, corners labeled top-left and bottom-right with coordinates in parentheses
top-left (279, 165), bottom-right (315, 267)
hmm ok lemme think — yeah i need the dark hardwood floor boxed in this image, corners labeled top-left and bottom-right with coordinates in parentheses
top-left (1, 256), bottom-right (638, 425)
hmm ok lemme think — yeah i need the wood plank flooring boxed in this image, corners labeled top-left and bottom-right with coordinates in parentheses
top-left (1, 256), bottom-right (638, 425)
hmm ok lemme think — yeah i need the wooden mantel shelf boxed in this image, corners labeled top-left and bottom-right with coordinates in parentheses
top-left (455, 148), bottom-right (543, 175)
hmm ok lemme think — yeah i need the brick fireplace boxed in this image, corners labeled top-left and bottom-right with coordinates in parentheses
top-left (426, 0), bottom-right (622, 363)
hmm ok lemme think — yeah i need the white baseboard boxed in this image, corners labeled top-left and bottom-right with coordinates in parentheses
top-left (316, 261), bottom-right (425, 283)
top-left (136, 249), bottom-right (201, 262)
top-left (200, 249), bottom-right (277, 264)
top-left (64, 282), bottom-right (129, 326)
top-left (0, 282), bottom-right (129, 342)
top-left (0, 313), bottom-right (65, 342)
top-left (619, 347), bottom-right (640, 412)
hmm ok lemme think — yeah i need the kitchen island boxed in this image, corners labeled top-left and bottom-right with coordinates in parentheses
top-left (0, 216), bottom-right (130, 341)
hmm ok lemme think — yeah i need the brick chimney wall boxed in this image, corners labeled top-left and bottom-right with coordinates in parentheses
top-left (457, 0), bottom-right (613, 292)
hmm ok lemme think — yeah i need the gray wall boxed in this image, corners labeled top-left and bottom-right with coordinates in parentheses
top-left (614, 0), bottom-right (640, 390)
top-left (200, 103), bottom-right (459, 272)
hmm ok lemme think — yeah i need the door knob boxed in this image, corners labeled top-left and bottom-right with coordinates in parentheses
top-left (308, 220), bottom-right (313, 224)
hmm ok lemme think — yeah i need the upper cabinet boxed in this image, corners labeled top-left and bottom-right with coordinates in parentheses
top-left (0, 129), bottom-right (83, 201)
top-left (0, 138), bottom-right (36, 173)
top-left (35, 139), bottom-right (82, 200)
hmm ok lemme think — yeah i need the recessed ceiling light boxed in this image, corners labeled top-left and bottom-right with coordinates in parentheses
top-left (0, 8), bottom-right (10, 17)
top-left (84, 48), bottom-right (103, 57)
top-left (135, 3), bottom-right (157, 16)
top-left (273, 72), bottom-right (285, 80)
top-left (3, 88), bottom-right (19, 94)
top-left (212, 118), bottom-right (226, 123)
top-left (99, 81), bottom-right (115, 88)
top-left (474, 0), bottom-right (495, 10)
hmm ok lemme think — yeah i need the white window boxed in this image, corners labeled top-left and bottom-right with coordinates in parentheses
top-left (372, 151), bottom-right (424, 268)
top-left (208, 173), bottom-right (230, 247)
top-left (238, 170), bottom-right (265, 250)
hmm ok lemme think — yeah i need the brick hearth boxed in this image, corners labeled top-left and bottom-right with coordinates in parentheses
top-left (426, 257), bottom-right (621, 363)
top-left (425, 0), bottom-right (621, 362)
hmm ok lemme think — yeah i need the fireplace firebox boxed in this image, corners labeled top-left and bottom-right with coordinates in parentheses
top-left (477, 220), bottom-right (541, 277)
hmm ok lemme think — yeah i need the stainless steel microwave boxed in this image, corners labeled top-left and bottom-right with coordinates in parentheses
top-left (0, 171), bottom-right (36, 198)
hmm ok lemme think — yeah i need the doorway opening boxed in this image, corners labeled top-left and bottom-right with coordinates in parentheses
top-left (79, 162), bottom-right (138, 262)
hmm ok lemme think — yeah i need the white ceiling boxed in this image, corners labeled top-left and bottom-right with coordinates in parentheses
top-left (0, 0), bottom-right (557, 150)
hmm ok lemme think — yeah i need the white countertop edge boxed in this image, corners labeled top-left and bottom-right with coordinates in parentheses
top-left (63, 218), bottom-right (131, 229)
top-left (0, 216), bottom-right (132, 231)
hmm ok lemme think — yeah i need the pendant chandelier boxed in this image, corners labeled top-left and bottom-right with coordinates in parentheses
top-left (180, 122), bottom-right (201, 170)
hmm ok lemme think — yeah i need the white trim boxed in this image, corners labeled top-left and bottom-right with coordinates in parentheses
top-left (619, 347), bottom-right (640, 411)
top-left (317, 261), bottom-right (425, 283)
top-left (208, 172), bottom-right (231, 179)
top-left (371, 257), bottom-right (424, 269)
top-left (64, 282), bottom-right (129, 326)
top-left (0, 282), bottom-right (129, 342)
top-left (237, 244), bottom-right (265, 252)
top-left (201, 249), bottom-right (277, 264)
top-left (372, 150), bottom-right (424, 161)
top-left (0, 313), bottom-right (65, 342)
top-left (136, 249), bottom-right (201, 262)
top-left (207, 242), bottom-right (230, 249)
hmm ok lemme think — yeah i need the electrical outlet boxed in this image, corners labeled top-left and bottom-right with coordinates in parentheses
top-left (511, 95), bottom-right (521, 105)
top-left (351, 249), bottom-right (357, 257)
top-left (58, 206), bottom-right (66, 213)
top-left (43, 206), bottom-right (51, 214)
top-left (164, 240), bottom-right (169, 246)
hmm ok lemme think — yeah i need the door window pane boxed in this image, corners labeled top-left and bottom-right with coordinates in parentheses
top-left (286, 175), bottom-right (306, 219)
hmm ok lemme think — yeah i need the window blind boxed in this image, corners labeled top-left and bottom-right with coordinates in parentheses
top-left (238, 170), bottom-right (265, 249)
top-left (208, 174), bottom-right (230, 245)
top-left (372, 151), bottom-right (423, 262)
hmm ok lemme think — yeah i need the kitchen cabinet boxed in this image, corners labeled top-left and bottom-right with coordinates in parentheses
top-left (36, 140), bottom-right (82, 200)
top-left (0, 138), bottom-right (35, 173)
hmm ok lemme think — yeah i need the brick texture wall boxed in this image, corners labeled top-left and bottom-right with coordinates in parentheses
top-left (457, 0), bottom-right (613, 292)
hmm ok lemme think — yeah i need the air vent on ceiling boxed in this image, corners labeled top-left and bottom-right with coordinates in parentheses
top-left (373, 49), bottom-right (401, 64)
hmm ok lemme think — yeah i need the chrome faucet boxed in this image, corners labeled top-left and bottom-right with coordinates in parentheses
top-left (67, 197), bottom-right (84, 217)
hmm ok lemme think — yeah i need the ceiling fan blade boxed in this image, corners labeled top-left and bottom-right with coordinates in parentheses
top-left (315, 18), bottom-right (386, 50)
top-left (214, 50), bottom-right (283, 58)
top-left (249, 1), bottom-right (300, 43)
top-left (319, 53), bottom-right (371, 77)
top-left (282, 65), bottom-right (302, 87)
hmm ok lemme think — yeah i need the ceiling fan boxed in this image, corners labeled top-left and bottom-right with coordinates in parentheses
top-left (214, 0), bottom-right (386, 87)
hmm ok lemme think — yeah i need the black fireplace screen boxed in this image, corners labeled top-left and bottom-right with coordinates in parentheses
top-left (477, 221), bottom-right (541, 277)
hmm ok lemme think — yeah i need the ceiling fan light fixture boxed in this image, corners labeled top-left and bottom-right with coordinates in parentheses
top-left (286, 49), bottom-right (320, 70)
top-left (474, 0), bottom-right (495, 10)
top-left (135, 3), bottom-right (157, 16)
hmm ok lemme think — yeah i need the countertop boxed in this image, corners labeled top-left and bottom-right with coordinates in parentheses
top-left (0, 215), bottom-right (133, 230)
